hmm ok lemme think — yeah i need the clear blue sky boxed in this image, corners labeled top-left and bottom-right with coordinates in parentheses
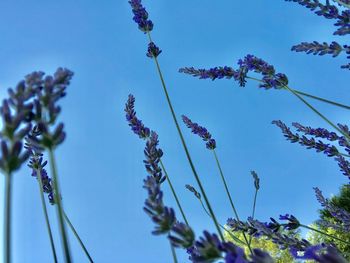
top-left (0, 0), bottom-right (349, 262)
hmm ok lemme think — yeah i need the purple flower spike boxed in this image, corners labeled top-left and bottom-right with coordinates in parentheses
top-left (146, 42), bottom-right (162, 58)
top-left (179, 55), bottom-right (288, 89)
top-left (237, 54), bottom-right (288, 89)
top-left (144, 131), bottom-right (165, 184)
top-left (279, 214), bottom-right (300, 230)
top-left (169, 222), bottom-right (195, 249)
top-left (125, 94), bottom-right (150, 139)
top-left (182, 115), bottom-right (216, 150)
top-left (179, 66), bottom-right (237, 81)
top-left (335, 156), bottom-right (350, 180)
top-left (314, 187), bottom-right (350, 231)
top-left (291, 41), bottom-right (344, 57)
top-left (273, 120), bottom-right (340, 157)
top-left (128, 0), bottom-right (153, 33)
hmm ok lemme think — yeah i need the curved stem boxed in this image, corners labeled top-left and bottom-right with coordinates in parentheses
top-left (248, 189), bottom-right (258, 246)
top-left (146, 31), bottom-right (224, 241)
top-left (48, 149), bottom-right (72, 262)
top-left (283, 85), bottom-right (350, 142)
top-left (169, 239), bottom-right (178, 263)
top-left (301, 224), bottom-right (350, 246)
top-left (212, 150), bottom-right (253, 254)
top-left (198, 199), bottom-right (246, 246)
top-left (291, 89), bottom-right (350, 111)
top-left (246, 76), bottom-right (350, 110)
top-left (4, 172), bottom-right (12, 263)
top-left (36, 169), bottom-right (58, 263)
top-left (63, 211), bottom-right (94, 263)
top-left (160, 160), bottom-right (189, 225)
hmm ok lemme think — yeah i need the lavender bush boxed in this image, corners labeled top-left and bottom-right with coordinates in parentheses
top-left (1, 0), bottom-right (349, 262)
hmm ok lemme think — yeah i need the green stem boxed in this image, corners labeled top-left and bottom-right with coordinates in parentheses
top-left (212, 150), bottom-right (253, 254)
top-left (63, 211), bottom-right (94, 263)
top-left (300, 224), bottom-right (350, 246)
top-left (248, 189), bottom-right (258, 246)
top-left (198, 199), bottom-right (246, 246)
top-left (36, 169), bottom-right (58, 263)
top-left (48, 149), bottom-right (72, 262)
top-left (283, 85), bottom-right (350, 142)
top-left (169, 240), bottom-right (178, 263)
top-left (160, 160), bottom-right (189, 226)
top-left (246, 76), bottom-right (350, 110)
top-left (4, 172), bottom-right (12, 263)
top-left (146, 32), bottom-right (224, 241)
top-left (291, 89), bottom-right (350, 111)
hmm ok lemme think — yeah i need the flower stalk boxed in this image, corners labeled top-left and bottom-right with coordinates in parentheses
top-left (146, 31), bottom-right (224, 241)
top-left (63, 211), bottom-right (93, 263)
top-left (4, 172), bottom-right (12, 263)
top-left (48, 149), bottom-right (72, 262)
top-left (36, 168), bottom-right (57, 263)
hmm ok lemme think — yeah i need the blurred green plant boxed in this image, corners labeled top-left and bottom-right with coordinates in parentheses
top-left (307, 185), bottom-right (350, 261)
top-left (224, 230), bottom-right (295, 263)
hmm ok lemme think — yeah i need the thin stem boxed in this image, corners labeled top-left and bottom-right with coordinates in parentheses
top-left (169, 240), bottom-right (178, 263)
top-left (63, 211), bottom-right (94, 263)
top-left (48, 149), bottom-right (72, 263)
top-left (300, 224), bottom-right (350, 246)
top-left (36, 169), bottom-right (58, 263)
top-left (284, 85), bottom-right (350, 142)
top-left (160, 160), bottom-right (189, 225)
top-left (4, 172), bottom-right (12, 263)
top-left (198, 199), bottom-right (246, 246)
top-left (248, 189), bottom-right (258, 246)
top-left (246, 76), bottom-right (350, 110)
top-left (146, 32), bottom-right (224, 241)
top-left (291, 89), bottom-right (350, 111)
top-left (212, 150), bottom-right (253, 254)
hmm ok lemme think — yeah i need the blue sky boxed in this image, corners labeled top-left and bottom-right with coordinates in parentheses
top-left (0, 0), bottom-right (349, 262)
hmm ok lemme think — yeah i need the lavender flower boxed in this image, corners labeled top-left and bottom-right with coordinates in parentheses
top-left (0, 97), bottom-right (33, 173)
top-left (273, 120), bottom-right (340, 157)
top-left (335, 156), bottom-right (350, 180)
top-left (146, 42), bottom-right (162, 58)
top-left (188, 231), bottom-right (274, 263)
top-left (227, 217), bottom-right (311, 251)
top-left (187, 231), bottom-right (224, 262)
top-left (314, 187), bottom-right (350, 231)
top-left (290, 244), bottom-right (347, 262)
top-left (26, 128), bottom-right (55, 204)
top-left (168, 222), bottom-right (195, 248)
top-left (279, 214), bottom-right (301, 230)
top-left (143, 176), bottom-right (175, 235)
top-left (24, 68), bottom-right (73, 150)
top-left (291, 41), bottom-right (343, 57)
top-left (251, 171), bottom-right (260, 190)
top-left (185, 184), bottom-right (201, 199)
top-left (182, 115), bottom-right (216, 150)
top-left (291, 41), bottom-right (350, 68)
top-left (179, 66), bottom-right (237, 81)
top-left (142, 132), bottom-right (196, 247)
top-left (286, 1), bottom-right (350, 68)
top-left (286, 0), bottom-right (339, 19)
top-left (237, 55), bottom-right (289, 89)
top-left (128, 0), bottom-right (153, 32)
top-left (293, 122), bottom-right (340, 141)
top-left (125, 94), bottom-right (150, 139)
top-left (144, 131), bottom-right (165, 184)
top-left (179, 55), bottom-right (288, 89)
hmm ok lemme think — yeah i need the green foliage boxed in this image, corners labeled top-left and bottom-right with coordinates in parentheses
top-left (307, 184), bottom-right (350, 260)
top-left (224, 231), bottom-right (294, 263)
